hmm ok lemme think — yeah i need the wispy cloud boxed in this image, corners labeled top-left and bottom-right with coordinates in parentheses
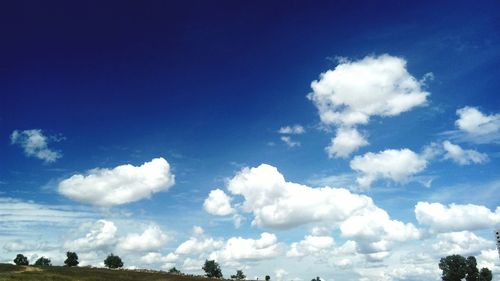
top-left (10, 129), bottom-right (62, 163)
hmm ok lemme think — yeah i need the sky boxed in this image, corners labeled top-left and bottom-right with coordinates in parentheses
top-left (1, 1), bottom-right (500, 280)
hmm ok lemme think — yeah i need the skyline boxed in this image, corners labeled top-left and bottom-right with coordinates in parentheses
top-left (1, 1), bottom-right (500, 280)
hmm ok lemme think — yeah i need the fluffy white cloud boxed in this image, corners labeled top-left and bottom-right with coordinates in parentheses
top-left (442, 140), bottom-right (488, 165)
top-left (350, 149), bottom-right (428, 188)
top-left (140, 252), bottom-right (178, 264)
top-left (432, 231), bottom-right (494, 256)
top-left (117, 225), bottom-right (169, 252)
top-left (308, 54), bottom-right (429, 158)
top-left (174, 236), bottom-right (223, 256)
top-left (226, 164), bottom-right (374, 229)
top-left (58, 157), bottom-right (175, 206)
top-left (209, 232), bottom-right (281, 262)
top-left (415, 202), bottom-right (500, 233)
top-left (10, 129), bottom-right (62, 163)
top-left (326, 127), bottom-right (368, 158)
top-left (287, 234), bottom-right (334, 257)
top-left (278, 125), bottom-right (305, 134)
top-left (64, 220), bottom-right (117, 252)
top-left (455, 106), bottom-right (500, 143)
top-left (203, 189), bottom-right (235, 216)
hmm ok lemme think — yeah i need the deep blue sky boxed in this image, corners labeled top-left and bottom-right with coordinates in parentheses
top-left (1, 1), bottom-right (499, 280)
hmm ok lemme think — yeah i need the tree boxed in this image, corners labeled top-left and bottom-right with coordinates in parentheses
top-left (439, 255), bottom-right (493, 281)
top-left (202, 259), bottom-right (222, 278)
top-left (168, 267), bottom-right (181, 274)
top-left (265, 275), bottom-right (270, 281)
top-left (231, 269), bottom-right (246, 280)
top-left (64, 251), bottom-right (79, 267)
top-left (311, 277), bottom-right (321, 281)
top-left (439, 255), bottom-right (467, 281)
top-left (465, 256), bottom-right (479, 281)
top-left (104, 253), bottom-right (123, 269)
top-left (479, 268), bottom-right (492, 281)
top-left (13, 254), bottom-right (29, 266)
top-left (34, 257), bottom-right (51, 267)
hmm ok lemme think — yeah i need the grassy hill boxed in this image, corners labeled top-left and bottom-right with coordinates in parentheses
top-left (0, 264), bottom-right (231, 281)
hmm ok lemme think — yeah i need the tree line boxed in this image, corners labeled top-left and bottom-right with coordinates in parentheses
top-left (12, 252), bottom-right (495, 280)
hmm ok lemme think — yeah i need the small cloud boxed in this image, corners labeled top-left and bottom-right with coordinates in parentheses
top-left (10, 129), bottom-right (62, 163)
top-left (280, 136), bottom-right (300, 148)
top-left (278, 125), bottom-right (305, 135)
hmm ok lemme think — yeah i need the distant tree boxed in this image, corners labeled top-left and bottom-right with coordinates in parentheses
top-left (231, 269), bottom-right (246, 280)
top-left (104, 253), bottom-right (123, 269)
top-left (64, 251), bottom-right (79, 267)
top-left (465, 256), bottom-right (479, 281)
top-left (168, 267), bottom-right (181, 274)
top-left (202, 259), bottom-right (222, 278)
top-left (265, 275), bottom-right (270, 281)
top-left (478, 268), bottom-right (493, 281)
top-left (34, 256), bottom-right (52, 267)
top-left (13, 254), bottom-right (29, 265)
top-left (311, 277), bottom-right (321, 281)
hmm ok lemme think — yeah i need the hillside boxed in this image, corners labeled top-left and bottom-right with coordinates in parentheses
top-left (0, 264), bottom-right (233, 281)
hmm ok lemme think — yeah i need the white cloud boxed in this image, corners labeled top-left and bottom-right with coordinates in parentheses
top-left (203, 189), bottom-right (235, 216)
top-left (287, 234), bottom-right (334, 257)
top-left (455, 106), bottom-right (500, 143)
top-left (350, 149), bottom-right (428, 188)
top-left (58, 157), bottom-right (175, 206)
top-left (174, 236), bottom-right (223, 256)
top-left (275, 269), bottom-right (289, 281)
top-left (415, 202), bottom-right (500, 233)
top-left (432, 231), bottom-right (494, 256)
top-left (280, 136), bottom-right (301, 147)
top-left (64, 220), bottom-right (117, 252)
top-left (140, 252), bottom-right (178, 265)
top-left (209, 232), bottom-right (281, 262)
top-left (278, 125), bottom-right (305, 135)
top-left (10, 129), bottom-right (62, 163)
top-left (442, 141), bottom-right (488, 165)
top-left (326, 127), bottom-right (368, 158)
top-left (117, 225), bottom-right (169, 252)
top-left (308, 54), bottom-right (429, 158)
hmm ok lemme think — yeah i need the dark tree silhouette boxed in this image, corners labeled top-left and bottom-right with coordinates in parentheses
top-left (34, 256), bottom-right (51, 266)
top-left (168, 267), bottom-right (181, 274)
top-left (64, 251), bottom-right (79, 267)
top-left (104, 253), bottom-right (123, 269)
top-left (13, 254), bottom-right (29, 265)
top-left (479, 268), bottom-right (493, 281)
top-left (202, 259), bottom-right (222, 278)
top-left (231, 269), bottom-right (246, 280)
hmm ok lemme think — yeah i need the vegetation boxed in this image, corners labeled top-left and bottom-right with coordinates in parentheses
top-left (0, 263), bottom-right (221, 281)
top-left (230, 269), bottom-right (245, 280)
top-left (64, 251), bottom-right (79, 267)
top-left (168, 266), bottom-right (181, 274)
top-left (13, 254), bottom-right (29, 266)
top-left (202, 259), bottom-right (223, 278)
top-left (311, 277), bottom-right (321, 281)
top-left (265, 275), bottom-right (271, 281)
top-left (104, 253), bottom-right (124, 269)
top-left (34, 256), bottom-right (52, 267)
top-left (439, 254), bottom-right (492, 281)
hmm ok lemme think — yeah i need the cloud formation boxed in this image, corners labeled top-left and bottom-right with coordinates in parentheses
top-left (117, 225), bottom-right (169, 252)
top-left (308, 54), bottom-right (430, 157)
top-left (442, 141), bottom-right (488, 165)
top-left (455, 106), bottom-right (500, 143)
top-left (350, 148), bottom-right (428, 188)
top-left (415, 202), bottom-right (500, 233)
top-left (10, 129), bottom-right (62, 163)
top-left (58, 158), bottom-right (175, 206)
top-left (326, 127), bottom-right (368, 158)
top-left (278, 125), bottom-right (305, 135)
top-left (203, 189), bottom-right (235, 216)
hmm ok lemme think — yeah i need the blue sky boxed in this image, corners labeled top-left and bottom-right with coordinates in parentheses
top-left (1, 1), bottom-right (499, 280)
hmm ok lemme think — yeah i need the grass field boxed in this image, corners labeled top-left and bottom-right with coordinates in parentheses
top-left (0, 264), bottom-right (230, 281)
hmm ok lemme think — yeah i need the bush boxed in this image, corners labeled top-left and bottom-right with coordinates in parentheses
top-left (168, 267), bottom-right (181, 274)
top-left (231, 269), bottom-right (246, 280)
top-left (13, 254), bottom-right (29, 265)
top-left (104, 253), bottom-right (123, 269)
top-left (34, 256), bottom-right (52, 266)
